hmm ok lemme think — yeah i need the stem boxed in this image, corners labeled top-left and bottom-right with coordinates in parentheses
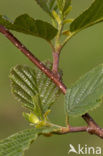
top-left (69, 126), bottom-right (87, 133)
top-left (52, 52), bottom-right (60, 77)
top-left (52, 21), bottom-right (63, 78)
top-left (82, 113), bottom-right (99, 128)
top-left (0, 25), bottom-right (66, 94)
top-left (0, 25), bottom-right (103, 138)
top-left (82, 113), bottom-right (103, 138)
top-left (48, 122), bottom-right (87, 135)
top-left (56, 126), bottom-right (87, 135)
top-left (55, 22), bottom-right (63, 49)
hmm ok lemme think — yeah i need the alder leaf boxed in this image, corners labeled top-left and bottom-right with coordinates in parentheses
top-left (0, 14), bottom-right (57, 40)
top-left (49, 0), bottom-right (56, 10)
top-left (35, 0), bottom-right (50, 15)
top-left (10, 63), bottom-right (61, 113)
top-left (62, 0), bottom-right (71, 14)
top-left (57, 0), bottom-right (71, 14)
top-left (10, 65), bottom-right (38, 111)
top-left (0, 127), bottom-right (59, 156)
top-left (65, 64), bottom-right (103, 116)
top-left (70, 0), bottom-right (103, 33)
top-left (35, 0), bottom-right (57, 17)
top-left (36, 61), bottom-right (61, 112)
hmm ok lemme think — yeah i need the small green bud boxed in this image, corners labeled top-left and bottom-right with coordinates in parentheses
top-left (23, 112), bottom-right (40, 124)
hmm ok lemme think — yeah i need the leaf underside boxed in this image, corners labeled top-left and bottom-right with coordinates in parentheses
top-left (65, 64), bottom-right (103, 116)
top-left (0, 127), bottom-right (59, 156)
top-left (10, 62), bottom-right (61, 113)
top-left (35, 0), bottom-right (57, 17)
top-left (70, 0), bottom-right (103, 33)
top-left (0, 14), bottom-right (57, 40)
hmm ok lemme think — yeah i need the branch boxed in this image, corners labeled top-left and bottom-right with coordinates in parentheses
top-left (82, 113), bottom-right (103, 138)
top-left (52, 52), bottom-right (60, 79)
top-left (55, 115), bottom-right (103, 139)
top-left (56, 126), bottom-right (87, 135)
top-left (54, 119), bottom-right (103, 138)
top-left (0, 25), bottom-right (103, 138)
top-left (0, 25), bottom-right (66, 94)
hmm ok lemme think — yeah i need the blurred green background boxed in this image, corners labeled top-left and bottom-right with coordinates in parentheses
top-left (0, 0), bottom-right (103, 155)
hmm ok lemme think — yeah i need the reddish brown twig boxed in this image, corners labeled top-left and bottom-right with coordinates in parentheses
top-left (0, 25), bottom-right (66, 93)
top-left (82, 113), bottom-right (103, 138)
top-left (56, 126), bottom-right (87, 135)
top-left (52, 52), bottom-right (60, 74)
top-left (0, 25), bottom-right (103, 138)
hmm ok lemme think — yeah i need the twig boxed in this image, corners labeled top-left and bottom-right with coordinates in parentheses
top-left (52, 52), bottom-right (60, 78)
top-left (82, 113), bottom-right (103, 138)
top-left (0, 25), bottom-right (66, 94)
top-left (55, 126), bottom-right (87, 135)
top-left (0, 25), bottom-right (103, 138)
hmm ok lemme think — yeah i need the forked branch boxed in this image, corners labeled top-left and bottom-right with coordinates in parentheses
top-left (0, 25), bottom-right (103, 139)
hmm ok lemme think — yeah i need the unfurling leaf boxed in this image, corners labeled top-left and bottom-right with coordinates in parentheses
top-left (0, 14), bottom-right (57, 40)
top-left (57, 0), bottom-right (71, 15)
top-left (62, 0), bottom-right (71, 14)
top-left (10, 62), bottom-right (61, 114)
top-left (70, 0), bottom-right (103, 33)
top-left (10, 65), bottom-right (38, 111)
top-left (0, 127), bottom-right (59, 156)
top-left (35, 0), bottom-right (51, 16)
top-left (23, 112), bottom-right (40, 124)
top-left (35, 0), bottom-right (57, 17)
top-left (35, 0), bottom-right (71, 19)
top-left (65, 64), bottom-right (103, 116)
top-left (52, 10), bottom-right (61, 25)
top-left (36, 62), bottom-right (61, 112)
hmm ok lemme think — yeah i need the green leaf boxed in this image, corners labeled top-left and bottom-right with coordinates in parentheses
top-left (35, 0), bottom-right (57, 17)
top-left (0, 127), bottom-right (59, 156)
top-left (49, 0), bottom-right (56, 10)
top-left (35, 0), bottom-right (50, 15)
top-left (63, 0), bottom-right (71, 14)
top-left (10, 65), bottom-right (38, 111)
top-left (57, 0), bottom-right (71, 13)
top-left (23, 112), bottom-right (40, 124)
top-left (52, 10), bottom-right (61, 25)
top-left (65, 64), bottom-right (103, 116)
top-left (57, 0), bottom-right (63, 11)
top-left (10, 63), bottom-right (61, 113)
top-left (0, 16), bottom-right (13, 29)
top-left (70, 0), bottom-right (103, 33)
top-left (32, 94), bottom-right (44, 119)
top-left (36, 62), bottom-right (61, 112)
top-left (0, 14), bottom-right (57, 40)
